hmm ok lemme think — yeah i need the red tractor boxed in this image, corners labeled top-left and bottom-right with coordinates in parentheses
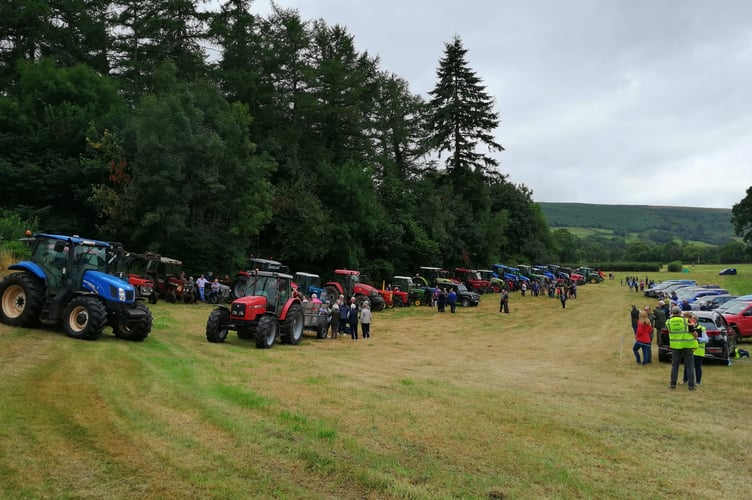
top-left (323, 269), bottom-right (386, 311)
top-left (127, 253), bottom-right (192, 304)
top-left (453, 268), bottom-right (490, 294)
top-left (205, 269), bottom-right (304, 349)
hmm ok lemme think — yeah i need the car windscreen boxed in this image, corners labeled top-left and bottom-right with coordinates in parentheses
top-left (722, 301), bottom-right (752, 315)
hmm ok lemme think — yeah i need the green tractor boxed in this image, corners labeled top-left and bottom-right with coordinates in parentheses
top-left (0, 233), bottom-right (153, 341)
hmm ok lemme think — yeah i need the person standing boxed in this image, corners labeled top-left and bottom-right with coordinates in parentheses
top-left (437, 288), bottom-right (446, 313)
top-left (633, 310), bottom-right (653, 364)
top-left (195, 274), bottom-right (208, 302)
top-left (630, 305), bottom-right (640, 334)
top-left (520, 281), bottom-right (527, 296)
top-left (348, 301), bottom-right (359, 340)
top-left (447, 288), bottom-right (457, 313)
top-left (683, 313), bottom-right (708, 386)
top-left (338, 298), bottom-right (349, 336)
top-left (652, 301), bottom-right (667, 345)
top-left (667, 306), bottom-right (699, 390)
top-left (360, 301), bottom-right (372, 339)
top-left (330, 300), bottom-right (340, 339)
top-left (559, 287), bottom-right (568, 309)
top-left (499, 289), bottom-right (509, 313)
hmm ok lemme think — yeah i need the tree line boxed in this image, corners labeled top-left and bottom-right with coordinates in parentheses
top-left (1, 1), bottom-right (749, 281)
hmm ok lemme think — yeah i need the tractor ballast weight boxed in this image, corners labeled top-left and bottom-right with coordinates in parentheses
top-left (0, 233), bottom-right (153, 341)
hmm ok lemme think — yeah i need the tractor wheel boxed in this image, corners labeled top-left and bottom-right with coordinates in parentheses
top-left (316, 321), bottom-right (328, 339)
top-left (206, 308), bottom-right (230, 343)
top-left (113, 304), bottom-right (152, 342)
top-left (590, 277), bottom-right (597, 284)
top-left (0, 272), bottom-right (44, 327)
top-left (256, 315), bottom-right (277, 349)
top-left (148, 293), bottom-right (158, 305)
top-left (166, 291), bottom-right (177, 304)
top-left (325, 286), bottom-right (339, 305)
top-left (413, 298), bottom-right (422, 307)
top-left (491, 285), bottom-right (501, 293)
top-left (393, 297), bottom-right (403, 308)
top-left (62, 296), bottom-right (107, 340)
top-left (282, 303), bottom-right (304, 345)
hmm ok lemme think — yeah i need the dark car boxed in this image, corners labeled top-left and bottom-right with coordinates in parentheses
top-left (719, 268), bottom-right (737, 276)
top-left (436, 279), bottom-right (481, 307)
top-left (658, 310), bottom-right (736, 365)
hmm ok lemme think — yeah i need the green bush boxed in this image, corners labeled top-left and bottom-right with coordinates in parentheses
top-left (666, 261), bottom-right (683, 272)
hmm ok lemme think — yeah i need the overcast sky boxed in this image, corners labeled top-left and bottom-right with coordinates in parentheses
top-left (250, 0), bottom-right (752, 209)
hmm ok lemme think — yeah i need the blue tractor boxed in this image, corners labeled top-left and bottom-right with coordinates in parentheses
top-left (293, 272), bottom-right (325, 299)
top-left (0, 234), bottom-right (153, 341)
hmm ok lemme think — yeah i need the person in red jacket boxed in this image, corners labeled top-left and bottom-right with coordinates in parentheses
top-left (633, 310), bottom-right (653, 364)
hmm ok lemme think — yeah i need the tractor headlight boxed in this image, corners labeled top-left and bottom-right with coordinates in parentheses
top-left (118, 288), bottom-right (126, 301)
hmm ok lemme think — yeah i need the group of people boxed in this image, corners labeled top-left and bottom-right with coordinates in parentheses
top-left (629, 300), bottom-right (707, 390)
top-left (622, 275), bottom-right (656, 292)
top-left (307, 294), bottom-right (372, 340)
top-left (498, 281), bottom-right (575, 313)
top-left (432, 288), bottom-right (458, 313)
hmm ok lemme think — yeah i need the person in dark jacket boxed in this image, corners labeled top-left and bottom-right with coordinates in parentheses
top-left (437, 288), bottom-right (447, 313)
top-left (630, 305), bottom-right (640, 334)
top-left (447, 289), bottom-right (457, 313)
top-left (338, 296), bottom-right (349, 335)
top-left (499, 289), bottom-right (509, 313)
top-left (348, 300), bottom-right (359, 340)
top-left (652, 301), bottom-right (667, 344)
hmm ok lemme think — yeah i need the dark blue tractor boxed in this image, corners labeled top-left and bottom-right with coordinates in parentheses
top-left (0, 234), bottom-right (153, 341)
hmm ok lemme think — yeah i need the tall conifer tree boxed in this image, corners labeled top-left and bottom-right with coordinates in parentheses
top-left (425, 36), bottom-right (504, 180)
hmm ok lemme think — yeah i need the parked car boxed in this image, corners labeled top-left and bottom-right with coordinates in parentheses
top-left (692, 294), bottom-right (737, 311)
top-left (719, 268), bottom-right (737, 275)
top-left (721, 300), bottom-right (752, 341)
top-left (644, 280), bottom-right (696, 298)
top-left (715, 296), bottom-right (752, 314)
top-left (658, 310), bottom-right (736, 364)
top-left (672, 287), bottom-right (729, 306)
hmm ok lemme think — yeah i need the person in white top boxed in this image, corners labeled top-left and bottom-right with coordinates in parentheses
top-left (360, 301), bottom-right (372, 339)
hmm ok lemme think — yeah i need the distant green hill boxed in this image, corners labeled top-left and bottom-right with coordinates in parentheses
top-left (538, 202), bottom-right (736, 245)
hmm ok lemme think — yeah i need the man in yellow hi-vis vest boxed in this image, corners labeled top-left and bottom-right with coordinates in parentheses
top-left (667, 306), bottom-right (699, 390)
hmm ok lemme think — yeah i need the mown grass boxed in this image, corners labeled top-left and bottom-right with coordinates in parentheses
top-left (0, 265), bottom-right (751, 498)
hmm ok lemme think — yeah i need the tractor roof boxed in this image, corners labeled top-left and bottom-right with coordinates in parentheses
top-left (295, 271), bottom-right (320, 278)
top-left (37, 233), bottom-right (110, 247)
top-left (334, 269), bottom-right (360, 275)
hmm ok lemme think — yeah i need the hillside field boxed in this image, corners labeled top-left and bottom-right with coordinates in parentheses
top-left (539, 202), bottom-right (737, 245)
top-left (1, 265), bottom-right (751, 498)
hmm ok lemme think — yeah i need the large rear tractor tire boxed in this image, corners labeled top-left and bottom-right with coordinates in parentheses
top-left (393, 297), bottom-right (403, 308)
top-left (282, 303), bottom-right (304, 345)
top-left (0, 272), bottom-right (45, 327)
top-left (206, 308), bottom-right (230, 343)
top-left (113, 304), bottom-right (152, 341)
top-left (62, 296), bottom-right (107, 340)
top-left (325, 286), bottom-right (340, 305)
top-left (256, 315), bottom-right (278, 348)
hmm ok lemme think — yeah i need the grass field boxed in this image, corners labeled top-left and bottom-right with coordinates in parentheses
top-left (1, 265), bottom-right (751, 498)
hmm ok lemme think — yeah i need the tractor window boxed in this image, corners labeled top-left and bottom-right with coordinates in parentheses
top-left (73, 246), bottom-right (107, 268)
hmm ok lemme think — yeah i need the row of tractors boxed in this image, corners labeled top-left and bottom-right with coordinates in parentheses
top-left (0, 232), bottom-right (605, 349)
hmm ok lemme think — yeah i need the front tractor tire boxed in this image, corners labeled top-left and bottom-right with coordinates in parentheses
top-left (0, 272), bottom-right (44, 327)
top-left (62, 296), bottom-right (107, 340)
top-left (282, 303), bottom-right (304, 345)
top-left (206, 308), bottom-right (230, 343)
top-left (256, 315), bottom-right (278, 348)
top-left (113, 304), bottom-right (153, 341)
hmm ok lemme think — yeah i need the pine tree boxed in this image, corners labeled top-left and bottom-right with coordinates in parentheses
top-left (425, 36), bottom-right (504, 180)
